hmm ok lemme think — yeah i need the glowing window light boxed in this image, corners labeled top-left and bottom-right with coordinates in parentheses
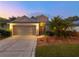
top-left (40, 22), bottom-right (45, 27)
top-left (9, 23), bottom-right (15, 30)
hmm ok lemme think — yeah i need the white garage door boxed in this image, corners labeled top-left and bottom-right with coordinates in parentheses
top-left (13, 25), bottom-right (36, 35)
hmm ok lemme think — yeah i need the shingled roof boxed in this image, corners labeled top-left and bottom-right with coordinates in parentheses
top-left (11, 16), bottom-right (35, 23)
top-left (10, 15), bottom-right (48, 23)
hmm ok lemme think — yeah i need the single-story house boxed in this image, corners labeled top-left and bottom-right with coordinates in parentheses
top-left (8, 15), bottom-right (49, 35)
top-left (0, 15), bottom-right (79, 36)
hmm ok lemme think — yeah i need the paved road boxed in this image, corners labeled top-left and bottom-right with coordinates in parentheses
top-left (0, 35), bottom-right (37, 57)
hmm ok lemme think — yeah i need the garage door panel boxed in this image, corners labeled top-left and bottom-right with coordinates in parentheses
top-left (13, 25), bottom-right (36, 35)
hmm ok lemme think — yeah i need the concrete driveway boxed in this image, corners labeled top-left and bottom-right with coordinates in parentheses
top-left (0, 35), bottom-right (37, 57)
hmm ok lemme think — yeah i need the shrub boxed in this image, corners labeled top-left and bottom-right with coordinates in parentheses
top-left (55, 30), bottom-right (71, 37)
top-left (70, 30), bottom-right (78, 37)
top-left (45, 30), bottom-right (76, 38)
top-left (45, 31), bottom-right (55, 36)
top-left (55, 30), bottom-right (77, 38)
top-left (0, 29), bottom-right (11, 38)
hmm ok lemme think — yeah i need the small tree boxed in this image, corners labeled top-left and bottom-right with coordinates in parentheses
top-left (9, 16), bottom-right (16, 21)
top-left (49, 16), bottom-right (74, 37)
top-left (0, 17), bottom-right (8, 28)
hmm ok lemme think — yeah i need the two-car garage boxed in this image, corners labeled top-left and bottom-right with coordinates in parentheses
top-left (13, 25), bottom-right (36, 35)
top-left (9, 23), bottom-right (39, 36)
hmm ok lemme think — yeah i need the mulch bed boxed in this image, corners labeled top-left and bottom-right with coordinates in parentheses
top-left (37, 35), bottom-right (79, 46)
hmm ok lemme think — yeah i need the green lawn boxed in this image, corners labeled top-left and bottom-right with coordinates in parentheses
top-left (35, 44), bottom-right (79, 57)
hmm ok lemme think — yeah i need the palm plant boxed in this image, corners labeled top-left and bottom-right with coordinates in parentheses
top-left (49, 16), bottom-right (74, 37)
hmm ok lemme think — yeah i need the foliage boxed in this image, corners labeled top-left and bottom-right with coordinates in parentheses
top-left (66, 16), bottom-right (79, 21)
top-left (0, 17), bottom-right (7, 20)
top-left (45, 31), bottom-right (55, 36)
top-left (0, 17), bottom-right (8, 28)
top-left (9, 16), bottom-right (17, 21)
top-left (0, 29), bottom-right (11, 38)
top-left (48, 16), bottom-right (74, 37)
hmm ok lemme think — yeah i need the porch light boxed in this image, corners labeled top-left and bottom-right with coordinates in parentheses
top-left (9, 23), bottom-right (15, 30)
top-left (40, 22), bottom-right (45, 27)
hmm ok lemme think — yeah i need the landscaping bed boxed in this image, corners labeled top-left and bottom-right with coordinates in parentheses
top-left (35, 15), bottom-right (79, 57)
top-left (37, 35), bottom-right (79, 46)
top-left (36, 35), bottom-right (79, 57)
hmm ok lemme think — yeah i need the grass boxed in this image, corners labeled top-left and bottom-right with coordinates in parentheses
top-left (35, 44), bottom-right (79, 57)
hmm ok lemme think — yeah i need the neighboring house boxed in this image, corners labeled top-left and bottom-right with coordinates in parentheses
top-left (73, 20), bottom-right (79, 32)
top-left (8, 15), bottom-right (48, 35)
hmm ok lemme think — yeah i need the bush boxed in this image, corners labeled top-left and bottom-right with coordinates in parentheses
top-left (0, 29), bottom-right (11, 38)
top-left (55, 30), bottom-right (72, 37)
top-left (45, 31), bottom-right (55, 36)
top-left (45, 30), bottom-right (78, 38)
top-left (55, 30), bottom-right (77, 38)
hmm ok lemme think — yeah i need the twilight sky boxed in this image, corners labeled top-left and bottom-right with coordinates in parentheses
top-left (0, 1), bottom-right (79, 19)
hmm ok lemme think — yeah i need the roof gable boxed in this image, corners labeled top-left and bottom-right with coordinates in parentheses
top-left (11, 16), bottom-right (32, 23)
